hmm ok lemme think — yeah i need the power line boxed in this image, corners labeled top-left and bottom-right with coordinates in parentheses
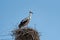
top-left (0, 32), bottom-right (13, 37)
top-left (0, 38), bottom-right (13, 40)
top-left (0, 34), bottom-right (12, 36)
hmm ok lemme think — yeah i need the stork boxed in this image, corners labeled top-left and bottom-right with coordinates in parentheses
top-left (18, 11), bottom-right (33, 28)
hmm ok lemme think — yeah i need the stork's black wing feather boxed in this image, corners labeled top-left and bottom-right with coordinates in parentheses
top-left (18, 19), bottom-right (28, 28)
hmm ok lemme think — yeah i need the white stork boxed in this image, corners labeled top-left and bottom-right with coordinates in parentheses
top-left (18, 11), bottom-right (33, 28)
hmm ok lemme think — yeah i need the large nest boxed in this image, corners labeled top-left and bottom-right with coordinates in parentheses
top-left (13, 28), bottom-right (40, 40)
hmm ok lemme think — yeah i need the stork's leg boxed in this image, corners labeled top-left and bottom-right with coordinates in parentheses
top-left (24, 24), bottom-right (28, 29)
top-left (27, 24), bottom-right (28, 27)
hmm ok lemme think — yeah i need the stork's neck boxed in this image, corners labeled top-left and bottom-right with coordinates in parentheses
top-left (28, 13), bottom-right (32, 19)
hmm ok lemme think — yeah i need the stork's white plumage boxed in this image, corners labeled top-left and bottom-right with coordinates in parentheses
top-left (19, 11), bottom-right (33, 28)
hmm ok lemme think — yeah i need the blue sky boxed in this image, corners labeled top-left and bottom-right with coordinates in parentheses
top-left (0, 0), bottom-right (60, 40)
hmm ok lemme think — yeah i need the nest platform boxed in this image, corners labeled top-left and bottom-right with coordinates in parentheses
top-left (13, 27), bottom-right (40, 40)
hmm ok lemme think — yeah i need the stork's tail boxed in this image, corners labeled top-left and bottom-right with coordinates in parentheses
top-left (18, 24), bottom-right (24, 29)
top-left (18, 24), bottom-right (22, 28)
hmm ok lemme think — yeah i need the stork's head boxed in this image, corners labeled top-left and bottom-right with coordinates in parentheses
top-left (29, 11), bottom-right (33, 14)
top-left (29, 10), bottom-right (33, 15)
